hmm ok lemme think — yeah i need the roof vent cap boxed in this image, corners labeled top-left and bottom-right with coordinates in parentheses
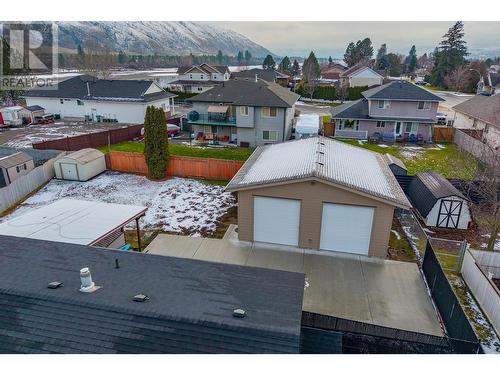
top-left (233, 308), bottom-right (246, 318)
top-left (47, 281), bottom-right (63, 289)
top-left (79, 267), bottom-right (100, 293)
top-left (133, 294), bottom-right (149, 302)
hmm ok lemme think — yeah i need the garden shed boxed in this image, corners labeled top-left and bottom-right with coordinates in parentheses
top-left (54, 148), bottom-right (106, 181)
top-left (0, 152), bottom-right (35, 187)
top-left (407, 171), bottom-right (472, 229)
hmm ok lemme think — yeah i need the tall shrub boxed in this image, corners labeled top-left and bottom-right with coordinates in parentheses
top-left (144, 106), bottom-right (169, 179)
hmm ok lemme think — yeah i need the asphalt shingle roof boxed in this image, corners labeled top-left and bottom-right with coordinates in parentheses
top-left (362, 81), bottom-right (444, 102)
top-left (0, 236), bottom-right (304, 354)
top-left (226, 137), bottom-right (410, 208)
top-left (232, 69), bottom-right (288, 82)
top-left (407, 171), bottom-right (466, 217)
top-left (452, 94), bottom-right (500, 129)
top-left (177, 64), bottom-right (229, 75)
top-left (24, 75), bottom-right (175, 103)
top-left (0, 152), bottom-right (32, 169)
top-left (188, 78), bottom-right (299, 108)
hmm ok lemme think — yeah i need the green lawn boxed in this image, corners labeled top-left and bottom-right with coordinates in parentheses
top-left (99, 142), bottom-right (254, 161)
top-left (340, 139), bottom-right (477, 180)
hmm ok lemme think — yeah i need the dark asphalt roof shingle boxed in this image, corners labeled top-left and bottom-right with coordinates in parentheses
top-left (232, 69), bottom-right (288, 82)
top-left (24, 105), bottom-right (45, 112)
top-left (178, 64), bottom-right (229, 75)
top-left (189, 78), bottom-right (299, 108)
top-left (362, 81), bottom-right (444, 101)
top-left (407, 171), bottom-right (467, 217)
top-left (0, 235), bottom-right (304, 354)
top-left (24, 75), bottom-right (175, 103)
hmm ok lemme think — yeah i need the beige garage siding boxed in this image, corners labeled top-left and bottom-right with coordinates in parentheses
top-left (237, 179), bottom-right (395, 258)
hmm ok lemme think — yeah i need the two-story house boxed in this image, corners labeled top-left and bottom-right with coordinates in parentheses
top-left (187, 78), bottom-right (300, 147)
top-left (331, 81), bottom-right (444, 142)
top-left (167, 64), bottom-right (231, 93)
top-left (339, 63), bottom-right (385, 88)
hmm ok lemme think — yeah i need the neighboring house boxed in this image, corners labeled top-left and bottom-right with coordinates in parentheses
top-left (0, 235), bottom-right (304, 353)
top-left (188, 78), bottom-right (299, 147)
top-left (452, 94), bottom-right (500, 150)
top-left (320, 63), bottom-right (347, 81)
top-left (24, 75), bottom-right (176, 124)
top-left (54, 148), bottom-right (106, 181)
top-left (226, 137), bottom-right (410, 257)
top-left (0, 151), bottom-right (35, 188)
top-left (331, 80), bottom-right (444, 142)
top-left (339, 63), bottom-right (384, 88)
top-left (232, 68), bottom-right (289, 86)
top-left (167, 64), bottom-right (230, 93)
top-left (407, 171), bottom-right (472, 230)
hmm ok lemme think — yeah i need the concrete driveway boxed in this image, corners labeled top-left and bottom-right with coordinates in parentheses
top-left (145, 229), bottom-right (444, 337)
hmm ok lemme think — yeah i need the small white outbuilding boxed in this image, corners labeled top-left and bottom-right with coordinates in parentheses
top-left (54, 148), bottom-right (106, 181)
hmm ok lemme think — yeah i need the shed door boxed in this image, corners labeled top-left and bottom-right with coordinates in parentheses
top-left (253, 196), bottom-right (300, 246)
top-left (437, 199), bottom-right (463, 228)
top-left (60, 163), bottom-right (79, 180)
top-left (320, 203), bottom-right (374, 255)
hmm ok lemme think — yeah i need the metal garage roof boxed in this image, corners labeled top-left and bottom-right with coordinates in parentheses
top-left (226, 137), bottom-right (411, 208)
top-left (0, 199), bottom-right (147, 245)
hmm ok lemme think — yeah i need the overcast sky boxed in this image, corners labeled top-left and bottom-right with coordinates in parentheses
top-left (212, 22), bottom-right (500, 58)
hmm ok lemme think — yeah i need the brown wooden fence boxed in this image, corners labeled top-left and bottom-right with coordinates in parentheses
top-left (32, 125), bottom-right (143, 151)
top-left (432, 126), bottom-right (455, 142)
top-left (107, 151), bottom-right (244, 181)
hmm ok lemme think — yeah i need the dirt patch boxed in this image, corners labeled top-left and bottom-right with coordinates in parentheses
top-left (209, 205), bottom-right (238, 239)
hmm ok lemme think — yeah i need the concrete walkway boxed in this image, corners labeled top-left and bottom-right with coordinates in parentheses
top-left (145, 228), bottom-right (443, 336)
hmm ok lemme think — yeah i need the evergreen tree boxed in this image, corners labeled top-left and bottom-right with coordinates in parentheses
top-left (237, 51), bottom-right (244, 65)
top-left (386, 53), bottom-right (402, 76)
top-left (429, 21), bottom-right (468, 87)
top-left (77, 44), bottom-right (85, 67)
top-left (117, 50), bottom-right (127, 65)
top-left (278, 56), bottom-right (291, 74)
top-left (328, 56), bottom-right (333, 67)
top-left (343, 42), bottom-right (357, 67)
top-left (244, 50), bottom-right (252, 63)
top-left (216, 50), bottom-right (224, 64)
top-left (376, 43), bottom-right (387, 68)
top-left (262, 54), bottom-right (276, 70)
top-left (143, 106), bottom-right (169, 180)
top-left (291, 59), bottom-right (300, 76)
top-left (406, 45), bottom-right (418, 74)
top-left (355, 38), bottom-right (373, 63)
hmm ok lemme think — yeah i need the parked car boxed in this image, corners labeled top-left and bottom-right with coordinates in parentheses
top-left (436, 112), bottom-right (447, 125)
top-left (139, 123), bottom-right (181, 139)
top-left (415, 80), bottom-right (428, 86)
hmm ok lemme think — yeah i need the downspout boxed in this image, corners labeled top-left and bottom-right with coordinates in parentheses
top-left (282, 107), bottom-right (286, 142)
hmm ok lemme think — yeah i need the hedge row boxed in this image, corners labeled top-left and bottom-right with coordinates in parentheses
top-left (295, 84), bottom-right (368, 101)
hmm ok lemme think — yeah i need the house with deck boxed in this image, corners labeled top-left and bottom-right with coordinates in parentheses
top-left (24, 75), bottom-right (176, 124)
top-left (167, 64), bottom-right (230, 93)
top-left (331, 81), bottom-right (444, 142)
top-left (187, 78), bottom-right (299, 147)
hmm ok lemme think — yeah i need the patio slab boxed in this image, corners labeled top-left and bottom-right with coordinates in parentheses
top-left (144, 233), bottom-right (444, 336)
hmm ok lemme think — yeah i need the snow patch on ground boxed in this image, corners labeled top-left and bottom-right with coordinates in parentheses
top-left (391, 229), bottom-right (401, 240)
top-left (1, 172), bottom-right (236, 236)
top-left (435, 144), bottom-right (446, 150)
top-left (479, 233), bottom-right (500, 250)
top-left (423, 228), bottom-right (435, 234)
top-left (377, 144), bottom-right (389, 148)
top-left (400, 148), bottom-right (423, 159)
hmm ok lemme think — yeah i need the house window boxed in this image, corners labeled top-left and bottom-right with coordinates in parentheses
top-left (197, 87), bottom-right (203, 92)
top-left (262, 107), bottom-right (277, 117)
top-left (77, 100), bottom-right (84, 106)
top-left (376, 121), bottom-right (386, 128)
top-left (378, 100), bottom-right (390, 109)
top-left (16, 166), bottom-right (20, 173)
top-left (240, 106), bottom-right (249, 116)
top-left (263, 130), bottom-right (278, 141)
top-left (418, 101), bottom-right (431, 110)
top-left (23, 164), bottom-right (27, 170)
top-left (200, 74), bottom-right (204, 80)
top-left (405, 122), bottom-right (413, 132)
top-left (213, 75), bottom-right (217, 80)
top-left (189, 74), bottom-right (193, 79)
top-left (60, 99), bottom-right (64, 104)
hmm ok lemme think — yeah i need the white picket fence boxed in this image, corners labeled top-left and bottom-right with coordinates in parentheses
top-left (0, 156), bottom-right (59, 213)
top-left (461, 249), bottom-right (500, 336)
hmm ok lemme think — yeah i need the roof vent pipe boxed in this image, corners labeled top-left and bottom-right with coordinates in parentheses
top-left (255, 74), bottom-right (258, 83)
top-left (79, 267), bottom-right (100, 293)
top-left (86, 82), bottom-right (91, 97)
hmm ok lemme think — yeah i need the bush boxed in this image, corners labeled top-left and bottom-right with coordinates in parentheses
top-left (347, 86), bottom-right (368, 100)
top-left (295, 84), bottom-right (336, 100)
top-left (166, 90), bottom-right (198, 100)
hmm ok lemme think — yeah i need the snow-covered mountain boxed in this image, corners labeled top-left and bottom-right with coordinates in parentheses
top-left (55, 21), bottom-right (273, 57)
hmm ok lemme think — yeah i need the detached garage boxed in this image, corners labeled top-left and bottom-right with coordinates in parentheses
top-left (54, 148), bottom-right (106, 181)
top-left (407, 171), bottom-right (471, 229)
top-left (226, 137), bottom-right (411, 257)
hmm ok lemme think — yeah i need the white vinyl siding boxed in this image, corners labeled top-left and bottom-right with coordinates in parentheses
top-left (320, 203), bottom-right (374, 255)
top-left (253, 197), bottom-right (300, 246)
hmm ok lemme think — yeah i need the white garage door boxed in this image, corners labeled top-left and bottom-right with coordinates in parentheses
top-left (320, 203), bottom-right (374, 255)
top-left (253, 196), bottom-right (300, 246)
top-left (60, 163), bottom-right (79, 180)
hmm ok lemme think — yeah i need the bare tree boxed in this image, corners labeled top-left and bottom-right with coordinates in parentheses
top-left (458, 130), bottom-right (500, 251)
top-left (444, 66), bottom-right (470, 92)
top-left (79, 40), bottom-right (116, 79)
